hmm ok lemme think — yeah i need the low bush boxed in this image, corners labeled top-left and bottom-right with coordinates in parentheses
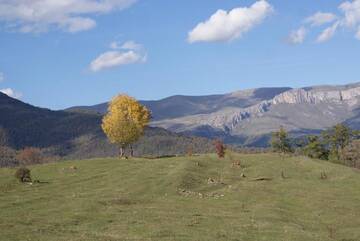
top-left (214, 140), bottom-right (226, 158)
top-left (14, 167), bottom-right (32, 183)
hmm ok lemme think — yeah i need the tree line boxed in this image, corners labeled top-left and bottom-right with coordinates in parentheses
top-left (270, 124), bottom-right (360, 168)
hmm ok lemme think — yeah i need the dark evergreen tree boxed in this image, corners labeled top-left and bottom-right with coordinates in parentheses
top-left (0, 127), bottom-right (8, 147)
top-left (270, 127), bottom-right (293, 154)
top-left (322, 124), bottom-right (353, 161)
top-left (303, 135), bottom-right (329, 160)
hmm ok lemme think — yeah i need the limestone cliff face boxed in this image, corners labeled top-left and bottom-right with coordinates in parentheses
top-left (154, 85), bottom-right (360, 133)
top-left (272, 87), bottom-right (360, 105)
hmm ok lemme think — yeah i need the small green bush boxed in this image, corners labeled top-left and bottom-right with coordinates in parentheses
top-left (14, 167), bottom-right (32, 183)
top-left (270, 127), bottom-right (293, 154)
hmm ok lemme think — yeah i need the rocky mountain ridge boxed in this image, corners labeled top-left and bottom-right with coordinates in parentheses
top-left (152, 84), bottom-right (360, 132)
top-left (67, 83), bottom-right (360, 146)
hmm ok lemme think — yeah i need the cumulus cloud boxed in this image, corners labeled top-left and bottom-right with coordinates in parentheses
top-left (304, 12), bottom-right (338, 26)
top-left (90, 41), bottom-right (146, 72)
top-left (288, 27), bottom-right (307, 44)
top-left (0, 72), bottom-right (4, 82)
top-left (187, 0), bottom-right (274, 43)
top-left (0, 88), bottom-right (22, 99)
top-left (316, 22), bottom-right (339, 43)
top-left (0, 0), bottom-right (136, 33)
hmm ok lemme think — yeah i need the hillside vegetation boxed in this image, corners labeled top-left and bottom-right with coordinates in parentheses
top-left (0, 92), bottom-right (213, 164)
top-left (1, 153), bottom-right (360, 240)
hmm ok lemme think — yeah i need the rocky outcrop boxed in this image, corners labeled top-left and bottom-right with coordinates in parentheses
top-left (153, 84), bottom-right (360, 136)
top-left (224, 86), bottom-right (360, 129)
top-left (272, 87), bottom-right (360, 105)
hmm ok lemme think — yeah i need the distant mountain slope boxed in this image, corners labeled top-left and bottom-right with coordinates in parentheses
top-left (0, 93), bottom-right (213, 158)
top-left (67, 83), bottom-right (360, 146)
top-left (154, 83), bottom-right (360, 145)
top-left (0, 92), bottom-right (101, 148)
top-left (67, 87), bottom-right (291, 120)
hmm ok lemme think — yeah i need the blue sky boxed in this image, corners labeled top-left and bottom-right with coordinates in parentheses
top-left (0, 0), bottom-right (359, 109)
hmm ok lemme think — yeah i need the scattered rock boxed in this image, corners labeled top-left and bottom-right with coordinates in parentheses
top-left (232, 160), bottom-right (242, 168)
top-left (177, 189), bottom-right (224, 199)
top-left (209, 193), bottom-right (225, 199)
top-left (252, 177), bottom-right (272, 181)
top-left (320, 171), bottom-right (328, 180)
top-left (207, 178), bottom-right (217, 184)
top-left (178, 189), bottom-right (200, 197)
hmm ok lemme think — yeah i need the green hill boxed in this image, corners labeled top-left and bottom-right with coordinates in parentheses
top-left (1, 153), bottom-right (360, 240)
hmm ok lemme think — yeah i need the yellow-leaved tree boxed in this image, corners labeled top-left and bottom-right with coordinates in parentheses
top-left (102, 95), bottom-right (151, 158)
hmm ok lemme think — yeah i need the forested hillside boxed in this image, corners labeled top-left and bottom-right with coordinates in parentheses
top-left (0, 93), bottom-right (213, 165)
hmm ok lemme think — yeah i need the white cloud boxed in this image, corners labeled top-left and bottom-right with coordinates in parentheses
top-left (316, 22), bottom-right (339, 43)
top-left (0, 0), bottom-right (136, 33)
top-left (110, 40), bottom-right (143, 50)
top-left (90, 41), bottom-right (146, 72)
top-left (90, 51), bottom-right (145, 72)
top-left (109, 41), bottom-right (121, 49)
top-left (357, 27), bottom-right (360, 39)
top-left (0, 88), bottom-right (22, 99)
top-left (121, 41), bottom-right (143, 50)
top-left (293, 0), bottom-right (360, 43)
top-left (339, 0), bottom-right (360, 27)
top-left (288, 27), bottom-right (307, 44)
top-left (304, 12), bottom-right (338, 26)
top-left (187, 0), bottom-right (274, 43)
top-left (62, 17), bottom-right (97, 33)
top-left (0, 72), bottom-right (4, 82)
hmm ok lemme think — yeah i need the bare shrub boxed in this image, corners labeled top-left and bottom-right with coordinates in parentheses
top-left (187, 146), bottom-right (193, 157)
top-left (16, 147), bottom-right (43, 165)
top-left (341, 140), bottom-right (360, 169)
top-left (0, 146), bottom-right (19, 167)
top-left (214, 140), bottom-right (226, 158)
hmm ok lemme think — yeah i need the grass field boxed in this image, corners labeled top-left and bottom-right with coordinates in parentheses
top-left (1, 153), bottom-right (360, 241)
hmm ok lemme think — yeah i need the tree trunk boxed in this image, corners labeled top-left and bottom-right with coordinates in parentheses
top-left (119, 145), bottom-right (125, 158)
top-left (130, 145), bottom-right (134, 158)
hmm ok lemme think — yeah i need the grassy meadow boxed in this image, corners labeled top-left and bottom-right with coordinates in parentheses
top-left (1, 153), bottom-right (360, 241)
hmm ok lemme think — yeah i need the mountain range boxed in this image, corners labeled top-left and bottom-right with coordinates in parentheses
top-left (69, 82), bottom-right (360, 146)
